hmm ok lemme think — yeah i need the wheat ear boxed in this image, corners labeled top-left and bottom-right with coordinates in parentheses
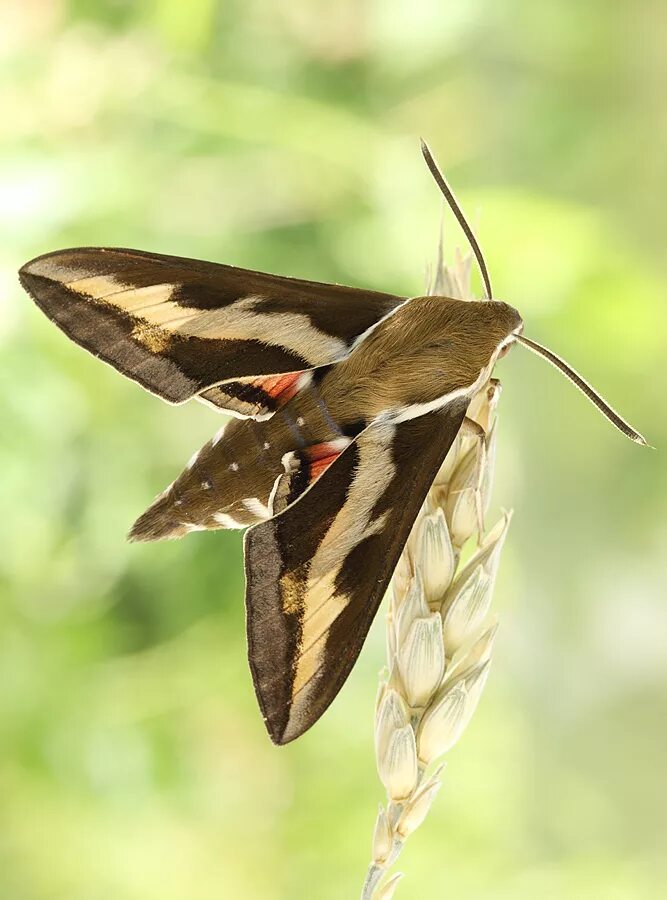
top-left (360, 247), bottom-right (512, 900)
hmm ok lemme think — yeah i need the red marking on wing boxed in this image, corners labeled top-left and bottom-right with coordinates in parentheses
top-left (251, 372), bottom-right (304, 402)
top-left (304, 441), bottom-right (348, 484)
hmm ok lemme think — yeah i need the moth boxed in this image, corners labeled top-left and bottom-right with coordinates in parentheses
top-left (19, 142), bottom-right (646, 745)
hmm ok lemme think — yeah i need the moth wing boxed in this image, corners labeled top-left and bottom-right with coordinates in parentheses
top-left (244, 398), bottom-right (469, 744)
top-left (197, 372), bottom-right (314, 420)
top-left (19, 247), bottom-right (405, 414)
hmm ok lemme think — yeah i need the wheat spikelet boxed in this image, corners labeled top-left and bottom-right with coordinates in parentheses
top-left (360, 245), bottom-right (512, 900)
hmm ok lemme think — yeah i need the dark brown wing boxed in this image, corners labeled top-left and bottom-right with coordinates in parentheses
top-left (244, 398), bottom-right (469, 744)
top-left (19, 247), bottom-right (405, 409)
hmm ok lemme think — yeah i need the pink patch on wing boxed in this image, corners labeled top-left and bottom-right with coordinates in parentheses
top-left (304, 440), bottom-right (349, 483)
top-left (251, 372), bottom-right (304, 403)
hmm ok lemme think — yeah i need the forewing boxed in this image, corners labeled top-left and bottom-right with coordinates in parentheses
top-left (19, 247), bottom-right (404, 408)
top-left (244, 398), bottom-right (469, 744)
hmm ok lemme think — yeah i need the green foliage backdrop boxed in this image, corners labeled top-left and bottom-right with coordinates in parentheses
top-left (1, 2), bottom-right (665, 898)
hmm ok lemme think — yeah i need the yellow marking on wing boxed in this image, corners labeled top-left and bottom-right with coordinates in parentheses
top-left (131, 323), bottom-right (171, 353)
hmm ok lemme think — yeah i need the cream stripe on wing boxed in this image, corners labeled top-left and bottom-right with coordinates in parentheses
top-left (162, 296), bottom-right (347, 362)
top-left (305, 424), bottom-right (395, 583)
top-left (67, 277), bottom-right (347, 365)
top-left (287, 424), bottom-right (396, 701)
top-left (289, 600), bottom-right (369, 703)
top-left (66, 276), bottom-right (175, 311)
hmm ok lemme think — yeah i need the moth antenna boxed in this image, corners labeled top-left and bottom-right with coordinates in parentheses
top-left (516, 334), bottom-right (649, 446)
top-left (420, 138), bottom-right (494, 300)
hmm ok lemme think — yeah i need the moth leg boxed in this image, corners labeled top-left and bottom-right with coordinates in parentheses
top-left (460, 416), bottom-right (489, 543)
top-left (460, 416), bottom-right (487, 440)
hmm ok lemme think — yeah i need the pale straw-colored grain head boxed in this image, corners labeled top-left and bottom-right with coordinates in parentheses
top-left (360, 246), bottom-right (512, 900)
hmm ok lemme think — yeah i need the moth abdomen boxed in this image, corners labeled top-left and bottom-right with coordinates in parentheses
top-left (129, 416), bottom-right (285, 541)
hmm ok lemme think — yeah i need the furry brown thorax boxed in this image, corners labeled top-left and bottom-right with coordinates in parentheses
top-left (129, 296), bottom-right (522, 542)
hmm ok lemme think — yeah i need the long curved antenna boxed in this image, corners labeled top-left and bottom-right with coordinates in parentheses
top-left (420, 139), bottom-right (494, 300)
top-left (516, 334), bottom-right (649, 445)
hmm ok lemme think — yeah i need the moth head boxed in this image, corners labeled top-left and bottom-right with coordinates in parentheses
top-left (461, 297), bottom-right (524, 391)
top-left (427, 296), bottom-right (523, 381)
top-left (488, 300), bottom-right (523, 355)
top-left (487, 302), bottom-right (525, 375)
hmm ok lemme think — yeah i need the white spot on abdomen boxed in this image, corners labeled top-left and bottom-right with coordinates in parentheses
top-left (213, 511), bottom-right (244, 529)
top-left (242, 497), bottom-right (271, 519)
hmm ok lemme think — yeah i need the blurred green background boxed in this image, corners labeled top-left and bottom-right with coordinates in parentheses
top-left (1, 2), bottom-right (665, 898)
